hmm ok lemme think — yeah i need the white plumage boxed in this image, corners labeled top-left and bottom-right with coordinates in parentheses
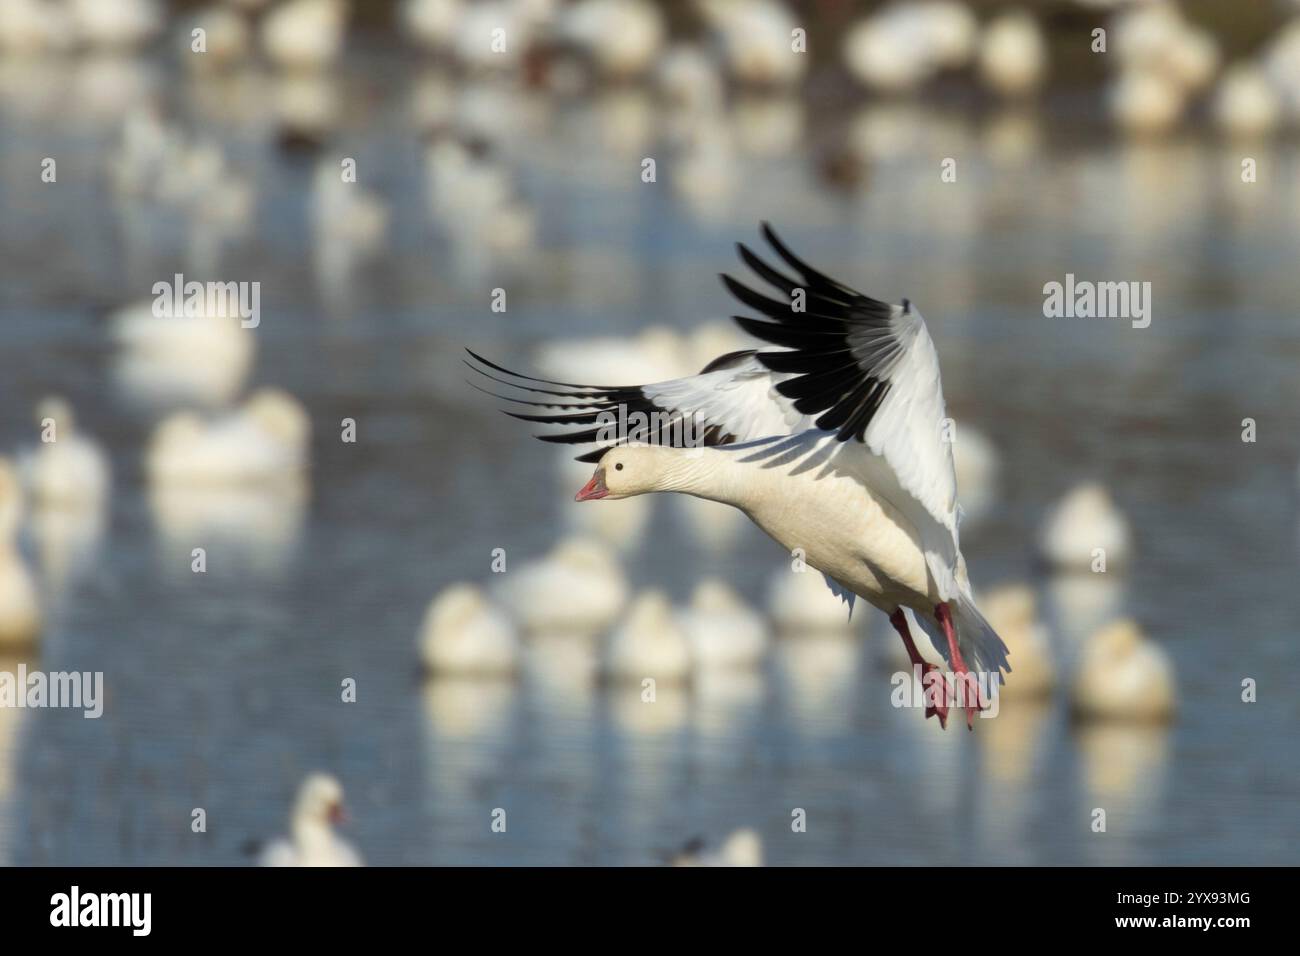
top-left (473, 225), bottom-right (1011, 728)
top-left (260, 773), bottom-right (362, 867)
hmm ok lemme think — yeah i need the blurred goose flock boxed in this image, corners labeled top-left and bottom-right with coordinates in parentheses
top-left (0, 0), bottom-right (1297, 865)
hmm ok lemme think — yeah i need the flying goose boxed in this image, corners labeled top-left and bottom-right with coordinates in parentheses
top-left (468, 224), bottom-right (1010, 728)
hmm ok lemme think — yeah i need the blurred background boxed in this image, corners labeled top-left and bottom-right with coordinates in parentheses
top-left (0, 0), bottom-right (1298, 866)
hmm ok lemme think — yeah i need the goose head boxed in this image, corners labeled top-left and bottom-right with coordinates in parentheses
top-left (291, 773), bottom-right (347, 838)
top-left (575, 444), bottom-right (674, 501)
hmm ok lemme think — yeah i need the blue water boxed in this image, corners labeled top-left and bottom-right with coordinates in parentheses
top-left (0, 51), bottom-right (1297, 865)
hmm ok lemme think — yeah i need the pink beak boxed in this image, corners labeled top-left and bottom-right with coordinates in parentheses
top-left (329, 803), bottom-right (349, 826)
top-left (575, 469), bottom-right (608, 501)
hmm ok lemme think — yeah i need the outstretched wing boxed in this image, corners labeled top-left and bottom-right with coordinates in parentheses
top-left (464, 347), bottom-right (806, 462)
top-left (723, 223), bottom-right (962, 601)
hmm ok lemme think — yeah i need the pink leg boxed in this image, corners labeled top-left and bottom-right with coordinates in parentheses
top-left (934, 602), bottom-right (987, 730)
top-left (888, 609), bottom-right (948, 729)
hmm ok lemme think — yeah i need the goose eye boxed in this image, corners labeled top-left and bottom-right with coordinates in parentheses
top-left (615, 463), bottom-right (624, 471)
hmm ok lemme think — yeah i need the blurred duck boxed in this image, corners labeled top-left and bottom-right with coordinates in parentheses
top-left (146, 389), bottom-right (310, 486)
top-left (678, 579), bottom-right (768, 670)
top-left (418, 583), bottom-right (520, 677)
top-left (68, 0), bottom-right (162, 51)
top-left (17, 398), bottom-right (110, 512)
top-left (696, 0), bottom-right (805, 89)
top-left (261, 0), bottom-right (348, 71)
top-left (980, 584), bottom-right (1056, 699)
top-left (0, 462), bottom-right (41, 651)
top-left (556, 0), bottom-right (665, 80)
top-left (604, 590), bottom-right (692, 683)
top-left (110, 299), bottom-right (255, 410)
top-left (977, 11), bottom-right (1046, 97)
top-left (260, 773), bottom-right (362, 867)
top-left (843, 1), bottom-right (977, 92)
top-left (1038, 482), bottom-right (1132, 572)
top-left (767, 566), bottom-right (854, 636)
top-left (1212, 65), bottom-right (1282, 136)
top-left (1070, 619), bottom-right (1175, 722)
top-left (497, 536), bottom-right (628, 634)
top-left (671, 828), bottom-right (763, 866)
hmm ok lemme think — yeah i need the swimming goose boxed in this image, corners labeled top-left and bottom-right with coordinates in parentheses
top-left (603, 590), bottom-right (693, 684)
top-left (146, 389), bottom-right (311, 486)
top-left (0, 462), bottom-right (41, 650)
top-left (469, 224), bottom-right (1010, 728)
top-left (1070, 618), bottom-right (1175, 723)
top-left (418, 583), bottom-right (520, 677)
top-left (496, 536), bottom-right (628, 634)
top-left (670, 828), bottom-right (763, 867)
top-left (259, 773), bottom-right (362, 867)
top-left (18, 398), bottom-right (110, 511)
top-left (678, 579), bottom-right (768, 669)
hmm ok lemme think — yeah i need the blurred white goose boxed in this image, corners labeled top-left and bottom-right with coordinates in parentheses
top-left (311, 160), bottom-right (389, 254)
top-left (1109, 68), bottom-right (1185, 134)
top-left (0, 0), bottom-right (73, 54)
top-left (17, 398), bottom-right (110, 511)
top-left (68, 0), bottom-right (162, 50)
top-left (1070, 619), bottom-right (1175, 722)
top-left (260, 773), bottom-right (362, 867)
top-left (655, 45), bottom-right (725, 114)
top-left (697, 0), bottom-right (805, 88)
top-left (767, 565), bottom-right (855, 636)
top-left (497, 536), bottom-right (628, 634)
top-left (1114, 2), bottom-right (1219, 93)
top-left (110, 298), bottom-right (255, 410)
top-left (418, 583), bottom-right (520, 677)
top-left (1263, 21), bottom-right (1300, 119)
top-left (261, 0), bottom-right (348, 70)
top-left (146, 389), bottom-right (310, 486)
top-left (977, 11), bottom-right (1046, 97)
top-left (678, 579), bottom-right (768, 669)
top-left (843, 1), bottom-right (977, 92)
top-left (425, 139), bottom-right (536, 256)
top-left (950, 422), bottom-right (998, 524)
top-left (472, 224), bottom-right (1013, 729)
top-left (1212, 65), bottom-right (1281, 136)
top-left (604, 590), bottom-right (692, 683)
top-left (0, 462), bottom-right (41, 650)
top-left (400, 0), bottom-right (462, 52)
top-left (671, 827), bottom-right (763, 866)
top-left (1039, 482), bottom-right (1131, 572)
top-left (981, 584), bottom-right (1055, 698)
top-left (182, 6), bottom-right (252, 72)
top-left (557, 0), bottom-right (665, 80)
top-left (535, 325), bottom-right (689, 387)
